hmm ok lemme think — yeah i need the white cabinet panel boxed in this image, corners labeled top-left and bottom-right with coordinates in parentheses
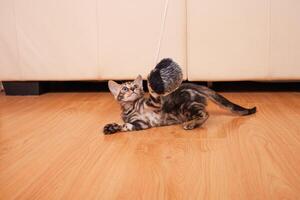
top-left (0, 0), bottom-right (21, 80)
top-left (270, 0), bottom-right (300, 80)
top-left (14, 0), bottom-right (98, 80)
top-left (187, 0), bottom-right (269, 81)
top-left (98, 0), bottom-right (186, 80)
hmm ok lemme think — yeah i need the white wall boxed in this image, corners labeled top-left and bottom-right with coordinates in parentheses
top-left (0, 0), bottom-right (186, 81)
top-left (187, 0), bottom-right (300, 81)
top-left (97, 0), bottom-right (186, 80)
top-left (1, 0), bottom-right (300, 81)
top-left (269, 0), bottom-right (300, 79)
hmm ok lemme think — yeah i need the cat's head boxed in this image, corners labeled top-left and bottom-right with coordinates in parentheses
top-left (108, 75), bottom-right (144, 102)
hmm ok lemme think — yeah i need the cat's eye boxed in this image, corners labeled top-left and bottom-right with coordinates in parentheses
top-left (133, 85), bottom-right (138, 89)
top-left (122, 87), bottom-right (128, 92)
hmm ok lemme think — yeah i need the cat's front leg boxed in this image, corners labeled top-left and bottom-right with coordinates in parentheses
top-left (103, 122), bottom-right (149, 134)
top-left (103, 123), bottom-right (123, 134)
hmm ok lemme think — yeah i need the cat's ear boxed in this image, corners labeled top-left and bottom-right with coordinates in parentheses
top-left (108, 80), bottom-right (121, 98)
top-left (134, 75), bottom-right (143, 87)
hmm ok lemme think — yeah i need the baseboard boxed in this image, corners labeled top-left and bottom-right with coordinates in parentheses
top-left (2, 81), bottom-right (300, 95)
top-left (2, 81), bottom-right (45, 95)
top-left (206, 81), bottom-right (300, 92)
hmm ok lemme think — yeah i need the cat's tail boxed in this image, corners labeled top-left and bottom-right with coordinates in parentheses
top-left (197, 86), bottom-right (256, 116)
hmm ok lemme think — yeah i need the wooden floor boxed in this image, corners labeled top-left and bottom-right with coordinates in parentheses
top-left (0, 92), bottom-right (300, 200)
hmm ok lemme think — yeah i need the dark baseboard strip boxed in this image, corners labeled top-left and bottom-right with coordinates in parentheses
top-left (208, 81), bottom-right (300, 92)
top-left (2, 81), bottom-right (300, 95)
top-left (3, 81), bottom-right (45, 95)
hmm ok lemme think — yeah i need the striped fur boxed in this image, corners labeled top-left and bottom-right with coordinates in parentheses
top-left (104, 78), bottom-right (256, 134)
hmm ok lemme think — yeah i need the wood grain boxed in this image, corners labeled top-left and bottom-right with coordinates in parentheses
top-left (0, 92), bottom-right (299, 200)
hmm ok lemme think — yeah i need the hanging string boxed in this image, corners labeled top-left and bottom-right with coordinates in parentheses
top-left (154, 0), bottom-right (170, 66)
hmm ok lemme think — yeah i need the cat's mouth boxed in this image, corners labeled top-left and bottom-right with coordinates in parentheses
top-left (128, 92), bottom-right (137, 97)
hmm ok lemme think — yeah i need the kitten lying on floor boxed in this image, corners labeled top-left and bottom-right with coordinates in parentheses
top-left (103, 75), bottom-right (256, 134)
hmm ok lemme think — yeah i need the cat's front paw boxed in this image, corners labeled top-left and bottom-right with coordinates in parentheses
top-left (103, 123), bottom-right (122, 135)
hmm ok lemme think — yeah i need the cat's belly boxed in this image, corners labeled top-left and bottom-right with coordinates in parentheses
top-left (125, 109), bottom-right (162, 127)
top-left (134, 112), bottom-right (183, 127)
top-left (143, 111), bottom-right (161, 127)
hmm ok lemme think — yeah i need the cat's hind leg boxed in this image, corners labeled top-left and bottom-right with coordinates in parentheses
top-left (182, 110), bottom-right (209, 130)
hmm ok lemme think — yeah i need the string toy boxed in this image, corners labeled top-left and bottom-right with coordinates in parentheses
top-left (154, 0), bottom-right (170, 66)
top-left (148, 0), bottom-right (183, 96)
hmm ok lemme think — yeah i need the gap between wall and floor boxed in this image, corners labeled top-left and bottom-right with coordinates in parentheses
top-left (1, 81), bottom-right (300, 96)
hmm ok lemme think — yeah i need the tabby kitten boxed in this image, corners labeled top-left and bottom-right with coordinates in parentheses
top-left (103, 75), bottom-right (256, 134)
